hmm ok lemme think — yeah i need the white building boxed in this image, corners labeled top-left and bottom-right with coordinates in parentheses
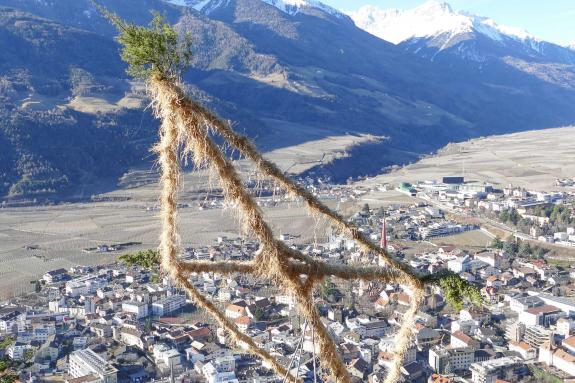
top-left (276, 295), bottom-right (296, 309)
top-left (0, 311), bottom-right (26, 334)
top-left (42, 268), bottom-right (68, 284)
top-left (65, 276), bottom-right (93, 297)
top-left (518, 305), bottom-right (562, 326)
top-left (470, 356), bottom-right (525, 383)
top-left (121, 301), bottom-right (149, 319)
top-left (504, 320), bottom-right (525, 342)
top-left (214, 355), bottom-right (235, 372)
top-left (202, 361), bottom-right (238, 383)
top-left (429, 346), bottom-right (474, 374)
top-left (508, 295), bottom-right (543, 314)
top-left (66, 275), bottom-right (108, 297)
top-left (475, 251), bottom-right (507, 269)
top-left (7, 342), bottom-right (30, 361)
top-left (69, 349), bottom-right (118, 383)
top-left (539, 341), bottom-right (575, 377)
top-left (557, 318), bottom-right (575, 338)
top-left (524, 325), bottom-right (552, 349)
top-left (151, 295), bottom-right (186, 316)
top-left (362, 320), bottom-right (388, 338)
top-left (153, 344), bottom-right (181, 369)
top-left (447, 255), bottom-right (471, 273)
top-left (554, 232), bottom-right (569, 241)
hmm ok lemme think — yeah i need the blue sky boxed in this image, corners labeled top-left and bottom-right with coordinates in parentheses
top-left (325, 0), bottom-right (575, 45)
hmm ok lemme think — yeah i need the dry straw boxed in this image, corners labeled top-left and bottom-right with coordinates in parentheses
top-left (150, 73), bottom-right (421, 383)
top-left (97, 8), bottom-right (482, 383)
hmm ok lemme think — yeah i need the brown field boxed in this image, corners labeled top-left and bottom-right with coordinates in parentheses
top-left (361, 125), bottom-right (575, 192)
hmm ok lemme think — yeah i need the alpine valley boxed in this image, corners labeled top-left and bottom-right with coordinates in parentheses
top-left (1, 0), bottom-right (575, 200)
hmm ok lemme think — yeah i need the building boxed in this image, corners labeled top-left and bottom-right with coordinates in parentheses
top-left (0, 310), bottom-right (26, 334)
top-left (470, 356), bottom-right (527, 383)
top-left (524, 325), bottom-right (552, 348)
top-left (66, 276), bottom-right (107, 297)
top-left (69, 349), bottom-right (118, 383)
top-left (113, 327), bottom-right (144, 350)
top-left (224, 304), bottom-right (247, 319)
top-left (234, 316), bottom-right (251, 333)
top-left (349, 358), bottom-right (369, 380)
top-left (504, 320), bottom-right (525, 342)
top-left (443, 177), bottom-right (465, 185)
top-left (563, 336), bottom-right (575, 354)
top-left (214, 355), bottom-right (235, 372)
top-left (557, 318), bottom-right (575, 338)
top-left (363, 320), bottom-right (388, 338)
top-left (378, 337), bottom-right (416, 366)
top-left (121, 301), bottom-right (149, 319)
top-left (202, 361), bottom-right (238, 383)
top-left (508, 341), bottom-right (536, 360)
top-left (508, 295), bottom-right (543, 314)
top-left (450, 330), bottom-right (478, 349)
top-left (447, 255), bottom-right (471, 273)
top-left (43, 268), bottom-right (68, 284)
top-left (429, 346), bottom-right (474, 374)
top-left (539, 341), bottom-right (575, 377)
top-left (519, 305), bottom-right (562, 326)
top-left (7, 342), bottom-right (30, 361)
top-left (151, 295), bottom-right (186, 316)
top-left (537, 294), bottom-right (575, 316)
top-left (415, 327), bottom-right (442, 349)
top-left (459, 308), bottom-right (491, 324)
top-left (421, 224), bottom-right (476, 240)
top-left (152, 344), bottom-right (181, 370)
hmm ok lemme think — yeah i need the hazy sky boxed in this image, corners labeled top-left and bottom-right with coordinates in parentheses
top-left (325, 0), bottom-right (575, 45)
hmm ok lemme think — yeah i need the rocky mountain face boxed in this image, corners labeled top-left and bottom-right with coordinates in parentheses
top-left (0, 0), bottom-right (575, 199)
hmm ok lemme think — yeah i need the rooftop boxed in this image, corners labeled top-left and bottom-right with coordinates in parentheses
top-left (70, 349), bottom-right (118, 376)
top-left (525, 304), bottom-right (561, 315)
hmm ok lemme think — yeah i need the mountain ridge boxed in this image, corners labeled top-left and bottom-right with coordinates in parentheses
top-left (0, 0), bottom-right (574, 200)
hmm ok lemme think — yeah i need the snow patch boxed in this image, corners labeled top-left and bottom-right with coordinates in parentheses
top-left (163, 0), bottom-right (193, 6)
top-left (266, 0), bottom-right (345, 18)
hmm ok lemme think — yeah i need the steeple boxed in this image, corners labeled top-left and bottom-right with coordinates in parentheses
top-left (380, 212), bottom-right (387, 250)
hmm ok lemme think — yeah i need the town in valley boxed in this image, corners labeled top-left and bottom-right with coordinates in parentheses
top-left (2, 173), bottom-right (575, 383)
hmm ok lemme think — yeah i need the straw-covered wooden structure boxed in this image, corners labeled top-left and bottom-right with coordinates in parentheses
top-left (96, 6), bottom-right (482, 382)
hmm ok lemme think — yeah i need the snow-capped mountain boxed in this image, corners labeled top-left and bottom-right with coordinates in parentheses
top-left (349, 1), bottom-right (575, 64)
top-left (349, 1), bottom-right (532, 45)
top-left (164, 0), bottom-right (345, 18)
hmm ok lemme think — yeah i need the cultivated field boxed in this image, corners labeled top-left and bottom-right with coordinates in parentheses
top-left (0, 134), bottom-right (371, 298)
top-left (0, 198), bottom-right (334, 298)
top-left (361, 126), bottom-right (575, 191)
